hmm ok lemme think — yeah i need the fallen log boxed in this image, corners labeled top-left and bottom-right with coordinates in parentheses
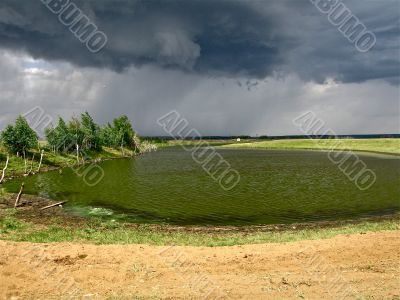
top-left (14, 183), bottom-right (25, 208)
top-left (40, 201), bottom-right (67, 211)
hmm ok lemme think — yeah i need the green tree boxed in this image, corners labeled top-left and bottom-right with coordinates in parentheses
top-left (1, 125), bottom-right (16, 153)
top-left (69, 116), bottom-right (85, 152)
top-left (113, 115), bottom-right (139, 151)
top-left (81, 112), bottom-right (101, 150)
top-left (56, 117), bottom-right (72, 151)
top-left (1, 116), bottom-right (38, 154)
top-left (45, 126), bottom-right (57, 152)
top-left (45, 117), bottom-right (72, 152)
top-left (99, 123), bottom-right (116, 147)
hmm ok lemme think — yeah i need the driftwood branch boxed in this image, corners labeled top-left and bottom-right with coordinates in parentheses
top-left (0, 155), bottom-right (9, 184)
top-left (40, 201), bottom-right (67, 211)
top-left (14, 183), bottom-right (24, 208)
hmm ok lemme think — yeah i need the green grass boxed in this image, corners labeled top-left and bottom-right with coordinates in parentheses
top-left (0, 209), bottom-right (26, 233)
top-left (220, 138), bottom-right (400, 155)
top-left (0, 215), bottom-right (398, 246)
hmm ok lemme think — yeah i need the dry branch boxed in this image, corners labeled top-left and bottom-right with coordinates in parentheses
top-left (40, 201), bottom-right (67, 211)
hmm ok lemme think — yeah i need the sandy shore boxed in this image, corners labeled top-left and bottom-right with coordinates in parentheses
top-left (0, 230), bottom-right (399, 299)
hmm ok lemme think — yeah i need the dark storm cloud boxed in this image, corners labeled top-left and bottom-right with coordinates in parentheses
top-left (286, 0), bottom-right (400, 84)
top-left (0, 0), bottom-right (398, 83)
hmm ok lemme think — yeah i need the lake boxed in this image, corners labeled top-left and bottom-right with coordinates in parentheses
top-left (3, 148), bottom-right (400, 225)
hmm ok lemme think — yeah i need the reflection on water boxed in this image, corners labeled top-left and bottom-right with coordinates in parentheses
top-left (3, 148), bottom-right (400, 225)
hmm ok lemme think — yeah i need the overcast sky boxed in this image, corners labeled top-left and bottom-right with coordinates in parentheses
top-left (0, 0), bottom-right (399, 136)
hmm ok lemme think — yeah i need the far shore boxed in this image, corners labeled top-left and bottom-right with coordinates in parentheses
top-left (219, 138), bottom-right (400, 156)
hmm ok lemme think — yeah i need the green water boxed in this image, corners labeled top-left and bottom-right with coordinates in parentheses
top-left (3, 148), bottom-right (400, 225)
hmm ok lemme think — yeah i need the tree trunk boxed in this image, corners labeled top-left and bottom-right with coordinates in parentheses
top-left (14, 183), bottom-right (24, 208)
top-left (0, 155), bottom-right (9, 184)
top-left (121, 138), bottom-right (124, 156)
top-left (76, 144), bottom-right (80, 164)
top-left (37, 150), bottom-right (44, 172)
top-left (27, 153), bottom-right (35, 175)
top-left (23, 150), bottom-right (27, 175)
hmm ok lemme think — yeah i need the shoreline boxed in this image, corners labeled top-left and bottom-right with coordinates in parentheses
top-left (1, 193), bottom-right (398, 236)
top-left (0, 152), bottom-right (138, 184)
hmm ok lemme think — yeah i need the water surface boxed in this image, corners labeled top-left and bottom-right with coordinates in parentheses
top-left (3, 148), bottom-right (400, 225)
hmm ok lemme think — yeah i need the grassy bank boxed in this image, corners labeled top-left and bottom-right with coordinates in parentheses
top-left (0, 209), bottom-right (398, 246)
top-left (0, 145), bottom-right (135, 180)
top-left (220, 138), bottom-right (400, 155)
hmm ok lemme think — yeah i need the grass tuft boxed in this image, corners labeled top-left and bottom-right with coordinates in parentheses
top-left (0, 216), bottom-right (25, 233)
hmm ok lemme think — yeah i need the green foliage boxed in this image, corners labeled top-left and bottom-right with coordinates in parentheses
top-left (46, 113), bottom-right (103, 153)
top-left (0, 116), bottom-right (38, 154)
top-left (45, 117), bottom-right (73, 152)
top-left (81, 112), bottom-right (102, 151)
top-left (68, 116), bottom-right (85, 151)
top-left (0, 125), bottom-right (15, 152)
top-left (45, 113), bottom-right (141, 154)
top-left (100, 115), bottom-right (140, 151)
top-left (99, 123), bottom-right (115, 147)
top-left (113, 115), bottom-right (138, 150)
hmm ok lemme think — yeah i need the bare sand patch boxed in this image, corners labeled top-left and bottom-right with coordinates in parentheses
top-left (0, 231), bottom-right (399, 299)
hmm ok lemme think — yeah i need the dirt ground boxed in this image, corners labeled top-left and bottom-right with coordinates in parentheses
top-left (0, 231), bottom-right (399, 300)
